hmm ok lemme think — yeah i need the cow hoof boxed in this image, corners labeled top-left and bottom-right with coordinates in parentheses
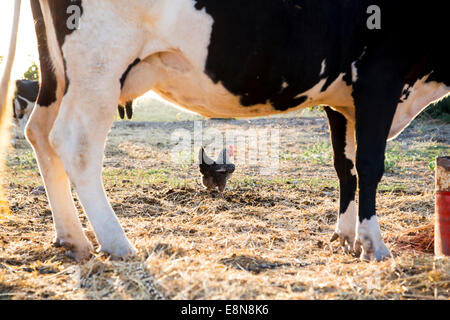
top-left (53, 237), bottom-right (94, 262)
top-left (99, 241), bottom-right (137, 259)
top-left (355, 238), bottom-right (392, 262)
top-left (354, 236), bottom-right (391, 262)
top-left (330, 231), bottom-right (356, 254)
top-left (355, 216), bottom-right (392, 261)
top-left (331, 202), bottom-right (358, 254)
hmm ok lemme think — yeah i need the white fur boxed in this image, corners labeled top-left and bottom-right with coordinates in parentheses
top-left (344, 120), bottom-right (357, 176)
top-left (335, 200), bottom-right (357, 252)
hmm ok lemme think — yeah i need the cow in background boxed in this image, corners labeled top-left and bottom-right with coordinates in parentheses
top-left (12, 79), bottom-right (133, 141)
top-left (12, 79), bottom-right (39, 141)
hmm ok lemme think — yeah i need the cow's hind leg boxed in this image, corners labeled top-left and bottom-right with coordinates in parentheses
top-left (26, 99), bottom-right (94, 261)
top-left (324, 107), bottom-right (358, 254)
top-left (49, 78), bottom-right (136, 258)
top-left (24, 0), bottom-right (93, 260)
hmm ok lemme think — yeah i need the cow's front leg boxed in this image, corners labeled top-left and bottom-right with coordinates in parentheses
top-left (352, 60), bottom-right (403, 261)
top-left (324, 107), bottom-right (358, 254)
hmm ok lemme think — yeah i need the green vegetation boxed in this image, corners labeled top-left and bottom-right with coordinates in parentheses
top-left (385, 141), bottom-right (449, 173)
top-left (23, 61), bottom-right (39, 81)
top-left (299, 141), bottom-right (332, 166)
top-left (131, 97), bottom-right (203, 122)
top-left (102, 167), bottom-right (187, 188)
top-left (419, 96), bottom-right (450, 123)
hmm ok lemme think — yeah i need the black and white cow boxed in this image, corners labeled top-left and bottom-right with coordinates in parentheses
top-left (1, 0), bottom-right (448, 261)
top-left (12, 79), bottom-right (39, 139)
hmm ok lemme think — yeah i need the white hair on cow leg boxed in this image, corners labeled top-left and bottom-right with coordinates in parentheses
top-left (355, 216), bottom-right (391, 261)
top-left (333, 119), bottom-right (357, 253)
top-left (42, 0), bottom-right (144, 258)
top-left (23, 0), bottom-right (95, 261)
top-left (334, 200), bottom-right (357, 253)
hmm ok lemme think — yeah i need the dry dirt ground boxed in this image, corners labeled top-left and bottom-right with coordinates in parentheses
top-left (1, 115), bottom-right (449, 300)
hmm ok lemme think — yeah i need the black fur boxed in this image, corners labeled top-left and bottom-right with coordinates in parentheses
top-left (48, 0), bottom-right (83, 95)
top-left (324, 107), bottom-right (357, 218)
top-left (194, 0), bottom-right (368, 110)
top-left (30, 0), bottom-right (56, 107)
top-left (13, 80), bottom-right (39, 119)
top-left (193, 0), bottom-right (449, 226)
top-left (30, 0), bottom-right (84, 106)
top-left (15, 80), bottom-right (39, 102)
top-left (120, 59), bottom-right (141, 89)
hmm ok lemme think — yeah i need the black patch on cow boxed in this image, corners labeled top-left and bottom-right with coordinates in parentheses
top-left (30, 0), bottom-right (57, 107)
top-left (47, 0), bottom-right (84, 95)
top-left (16, 97), bottom-right (28, 110)
top-left (324, 107), bottom-right (357, 216)
top-left (47, 1), bottom-right (83, 48)
top-left (15, 97), bottom-right (29, 119)
top-left (15, 80), bottom-right (39, 103)
top-left (31, 1), bottom-right (84, 104)
top-left (12, 80), bottom-right (39, 119)
top-left (401, 85), bottom-right (411, 102)
top-left (120, 59), bottom-right (141, 89)
top-left (194, 0), bottom-right (369, 111)
top-left (188, 1), bottom-right (447, 227)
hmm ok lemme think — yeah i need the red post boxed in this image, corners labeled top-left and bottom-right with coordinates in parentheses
top-left (435, 156), bottom-right (450, 257)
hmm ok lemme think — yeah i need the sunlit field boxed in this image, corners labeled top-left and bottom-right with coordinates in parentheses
top-left (0, 1), bottom-right (449, 301)
top-left (1, 100), bottom-right (449, 300)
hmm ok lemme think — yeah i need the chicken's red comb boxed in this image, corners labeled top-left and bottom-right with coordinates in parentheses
top-left (228, 145), bottom-right (234, 156)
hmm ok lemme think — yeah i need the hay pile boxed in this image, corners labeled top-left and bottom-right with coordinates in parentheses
top-left (392, 223), bottom-right (434, 254)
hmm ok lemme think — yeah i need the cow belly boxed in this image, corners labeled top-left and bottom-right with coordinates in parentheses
top-left (136, 52), bottom-right (354, 118)
top-left (389, 77), bottom-right (449, 140)
top-left (153, 76), bottom-right (282, 119)
top-left (153, 75), bottom-right (353, 119)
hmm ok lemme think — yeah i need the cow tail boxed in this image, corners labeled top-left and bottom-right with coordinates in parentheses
top-left (0, 0), bottom-right (21, 214)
